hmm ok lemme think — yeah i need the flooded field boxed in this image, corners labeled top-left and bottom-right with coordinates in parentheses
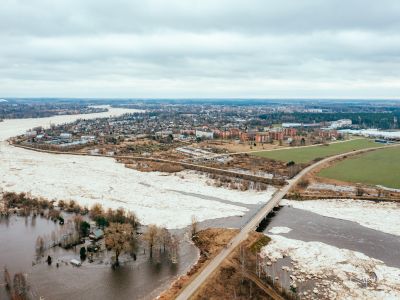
top-left (0, 108), bottom-right (276, 299)
top-left (0, 106), bottom-right (275, 229)
top-left (0, 214), bottom-right (198, 300)
top-left (0, 199), bottom-right (271, 300)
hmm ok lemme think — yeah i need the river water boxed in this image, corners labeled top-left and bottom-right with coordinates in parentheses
top-left (0, 107), bottom-right (274, 229)
top-left (264, 206), bottom-right (400, 268)
top-left (0, 214), bottom-right (198, 300)
top-left (0, 106), bottom-right (274, 299)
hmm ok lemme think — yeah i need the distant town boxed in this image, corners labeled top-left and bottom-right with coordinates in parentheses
top-left (1, 99), bottom-right (400, 300)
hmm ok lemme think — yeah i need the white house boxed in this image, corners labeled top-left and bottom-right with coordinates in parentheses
top-left (195, 129), bottom-right (214, 139)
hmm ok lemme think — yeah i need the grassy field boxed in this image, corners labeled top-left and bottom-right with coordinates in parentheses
top-left (318, 146), bottom-right (400, 189)
top-left (251, 139), bottom-right (381, 163)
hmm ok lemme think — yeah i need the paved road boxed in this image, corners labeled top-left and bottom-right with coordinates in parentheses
top-left (176, 143), bottom-right (400, 300)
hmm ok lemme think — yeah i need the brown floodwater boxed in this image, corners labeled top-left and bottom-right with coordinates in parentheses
top-left (0, 190), bottom-right (269, 300)
top-left (0, 214), bottom-right (198, 300)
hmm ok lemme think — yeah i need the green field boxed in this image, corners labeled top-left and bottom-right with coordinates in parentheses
top-left (318, 146), bottom-right (400, 189)
top-left (252, 139), bottom-right (381, 163)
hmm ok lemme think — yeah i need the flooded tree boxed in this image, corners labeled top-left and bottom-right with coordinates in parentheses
top-left (105, 222), bottom-right (134, 267)
top-left (90, 203), bottom-right (108, 228)
top-left (51, 230), bottom-right (57, 246)
top-left (48, 209), bottom-right (60, 222)
top-left (4, 266), bottom-right (11, 291)
top-left (80, 221), bottom-right (90, 237)
top-left (191, 215), bottom-right (198, 238)
top-left (159, 227), bottom-right (172, 253)
top-left (142, 224), bottom-right (159, 258)
top-left (80, 247), bottom-right (87, 260)
top-left (58, 200), bottom-right (66, 210)
top-left (89, 203), bottom-right (104, 220)
top-left (73, 215), bottom-right (83, 235)
top-left (106, 207), bottom-right (139, 229)
top-left (169, 235), bottom-right (180, 264)
top-left (13, 272), bottom-right (29, 300)
top-left (126, 211), bottom-right (139, 229)
top-left (35, 236), bottom-right (45, 256)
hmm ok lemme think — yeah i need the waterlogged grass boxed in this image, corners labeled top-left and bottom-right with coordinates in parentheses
top-left (318, 146), bottom-right (400, 189)
top-left (252, 139), bottom-right (380, 163)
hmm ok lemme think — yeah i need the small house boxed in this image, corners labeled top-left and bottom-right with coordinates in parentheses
top-left (89, 229), bottom-right (104, 240)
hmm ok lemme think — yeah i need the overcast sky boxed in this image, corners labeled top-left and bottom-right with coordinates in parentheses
top-left (1, 0), bottom-right (400, 98)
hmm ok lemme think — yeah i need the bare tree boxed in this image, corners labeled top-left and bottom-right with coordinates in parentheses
top-left (89, 203), bottom-right (104, 219)
top-left (356, 186), bottom-right (365, 197)
top-left (142, 224), bottom-right (159, 258)
top-left (51, 230), bottom-right (57, 247)
top-left (4, 267), bottom-right (11, 291)
top-left (35, 236), bottom-right (45, 256)
top-left (13, 272), bottom-right (29, 300)
top-left (73, 215), bottom-right (83, 237)
top-left (105, 223), bottom-right (134, 266)
top-left (169, 235), bottom-right (180, 264)
top-left (191, 215), bottom-right (198, 238)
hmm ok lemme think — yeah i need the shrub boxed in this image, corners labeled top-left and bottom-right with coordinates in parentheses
top-left (297, 178), bottom-right (310, 189)
top-left (80, 247), bottom-right (87, 260)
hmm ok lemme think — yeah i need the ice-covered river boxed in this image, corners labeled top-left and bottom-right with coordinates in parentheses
top-left (0, 107), bottom-right (274, 229)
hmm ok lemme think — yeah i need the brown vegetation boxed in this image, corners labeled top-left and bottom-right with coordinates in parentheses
top-left (105, 223), bottom-right (135, 266)
top-left (206, 173), bottom-right (270, 191)
top-left (3, 267), bottom-right (30, 300)
top-left (158, 228), bottom-right (239, 300)
top-left (124, 160), bottom-right (185, 173)
top-left (191, 232), bottom-right (286, 300)
top-left (141, 224), bottom-right (177, 263)
top-left (204, 154), bottom-right (304, 179)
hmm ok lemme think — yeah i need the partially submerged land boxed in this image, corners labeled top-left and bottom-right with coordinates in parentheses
top-left (0, 192), bottom-right (189, 300)
top-left (1, 100), bottom-right (400, 300)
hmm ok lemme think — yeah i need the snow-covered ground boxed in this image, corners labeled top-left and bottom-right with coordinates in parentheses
top-left (261, 231), bottom-right (400, 299)
top-left (282, 199), bottom-right (400, 236)
top-left (307, 183), bottom-right (356, 193)
top-left (0, 108), bottom-right (275, 229)
top-left (0, 143), bottom-right (274, 229)
top-left (267, 226), bottom-right (292, 234)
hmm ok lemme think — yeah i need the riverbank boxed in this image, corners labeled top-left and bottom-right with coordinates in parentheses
top-left (0, 108), bottom-right (276, 299)
top-left (190, 231), bottom-right (286, 300)
top-left (158, 228), bottom-right (239, 300)
top-left (259, 199), bottom-right (400, 299)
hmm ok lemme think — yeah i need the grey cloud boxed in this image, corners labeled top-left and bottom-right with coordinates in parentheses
top-left (1, 0), bottom-right (400, 97)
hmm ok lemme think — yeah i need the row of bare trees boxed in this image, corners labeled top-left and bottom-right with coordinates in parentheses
top-left (142, 224), bottom-right (179, 263)
top-left (89, 204), bottom-right (138, 228)
top-left (2, 193), bottom-right (184, 270)
top-left (104, 222), bottom-right (180, 266)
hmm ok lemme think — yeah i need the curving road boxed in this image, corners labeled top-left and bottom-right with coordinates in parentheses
top-left (176, 143), bottom-right (400, 300)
